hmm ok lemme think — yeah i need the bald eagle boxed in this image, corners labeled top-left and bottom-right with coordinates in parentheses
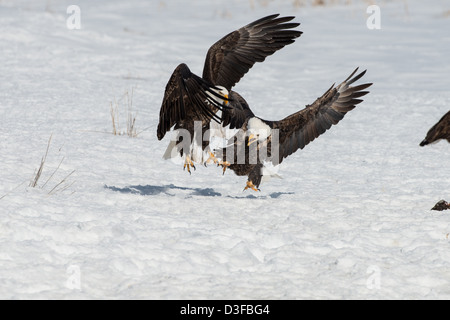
top-left (157, 14), bottom-right (302, 173)
top-left (419, 110), bottom-right (450, 146)
top-left (215, 68), bottom-right (372, 191)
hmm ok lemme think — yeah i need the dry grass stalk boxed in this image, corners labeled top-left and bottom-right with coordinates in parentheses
top-left (110, 88), bottom-right (138, 138)
top-left (127, 88), bottom-right (138, 138)
top-left (47, 170), bottom-right (76, 195)
top-left (110, 98), bottom-right (119, 136)
top-left (29, 134), bottom-right (52, 187)
top-left (0, 181), bottom-right (26, 201)
top-left (29, 134), bottom-right (76, 196)
top-left (42, 156), bottom-right (65, 189)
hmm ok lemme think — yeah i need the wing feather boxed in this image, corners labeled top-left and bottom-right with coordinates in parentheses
top-left (157, 63), bottom-right (225, 140)
top-left (202, 14), bottom-right (302, 90)
top-left (271, 68), bottom-right (372, 164)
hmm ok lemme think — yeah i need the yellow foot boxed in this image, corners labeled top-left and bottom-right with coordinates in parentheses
top-left (205, 152), bottom-right (219, 166)
top-left (218, 160), bottom-right (230, 175)
top-left (244, 180), bottom-right (260, 192)
top-left (183, 156), bottom-right (196, 174)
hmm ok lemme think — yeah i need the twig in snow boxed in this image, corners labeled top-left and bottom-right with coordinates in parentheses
top-left (47, 170), bottom-right (76, 196)
top-left (0, 181), bottom-right (26, 201)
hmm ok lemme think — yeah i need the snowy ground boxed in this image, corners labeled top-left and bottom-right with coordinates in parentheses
top-left (0, 0), bottom-right (449, 299)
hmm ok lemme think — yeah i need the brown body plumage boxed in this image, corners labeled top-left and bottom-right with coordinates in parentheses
top-left (420, 110), bottom-right (450, 146)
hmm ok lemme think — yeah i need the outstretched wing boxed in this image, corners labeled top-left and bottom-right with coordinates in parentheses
top-left (271, 68), bottom-right (372, 164)
top-left (202, 14), bottom-right (302, 90)
top-left (419, 110), bottom-right (450, 146)
top-left (157, 63), bottom-right (226, 140)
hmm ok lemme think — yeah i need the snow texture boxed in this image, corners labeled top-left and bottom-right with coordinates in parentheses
top-left (0, 0), bottom-right (449, 299)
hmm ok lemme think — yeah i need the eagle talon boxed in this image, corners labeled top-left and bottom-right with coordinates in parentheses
top-left (244, 181), bottom-right (260, 192)
top-left (183, 156), bottom-right (196, 174)
top-left (218, 161), bottom-right (230, 175)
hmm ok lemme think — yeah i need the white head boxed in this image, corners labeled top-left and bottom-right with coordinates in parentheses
top-left (206, 85), bottom-right (229, 106)
top-left (247, 117), bottom-right (272, 146)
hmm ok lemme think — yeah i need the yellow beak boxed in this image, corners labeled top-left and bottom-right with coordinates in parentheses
top-left (223, 93), bottom-right (229, 106)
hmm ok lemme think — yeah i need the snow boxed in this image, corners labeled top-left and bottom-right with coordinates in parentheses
top-left (0, 0), bottom-right (449, 299)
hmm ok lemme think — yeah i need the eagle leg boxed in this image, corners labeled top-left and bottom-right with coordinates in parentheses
top-left (218, 160), bottom-right (230, 175)
top-left (244, 180), bottom-right (260, 192)
top-left (183, 155), bottom-right (196, 174)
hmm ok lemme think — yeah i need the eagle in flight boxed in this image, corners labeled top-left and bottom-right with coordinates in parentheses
top-left (157, 14), bottom-right (372, 191)
top-left (215, 68), bottom-right (372, 191)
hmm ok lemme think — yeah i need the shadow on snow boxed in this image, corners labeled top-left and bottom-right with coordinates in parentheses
top-left (105, 184), bottom-right (221, 197)
top-left (105, 184), bottom-right (293, 199)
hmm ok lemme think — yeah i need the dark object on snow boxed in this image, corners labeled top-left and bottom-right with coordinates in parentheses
top-left (420, 110), bottom-right (450, 146)
top-left (431, 200), bottom-right (450, 211)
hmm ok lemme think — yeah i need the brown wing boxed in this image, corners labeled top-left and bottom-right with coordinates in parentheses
top-left (270, 68), bottom-right (372, 164)
top-left (157, 63), bottom-right (225, 140)
top-left (202, 14), bottom-right (302, 90)
top-left (419, 110), bottom-right (450, 146)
